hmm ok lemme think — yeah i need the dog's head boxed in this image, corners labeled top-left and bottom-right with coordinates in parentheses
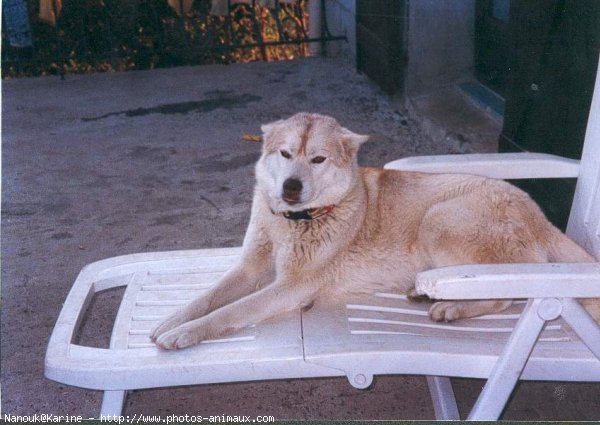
top-left (255, 112), bottom-right (368, 213)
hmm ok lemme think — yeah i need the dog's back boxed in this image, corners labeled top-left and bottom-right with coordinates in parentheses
top-left (332, 167), bottom-right (598, 321)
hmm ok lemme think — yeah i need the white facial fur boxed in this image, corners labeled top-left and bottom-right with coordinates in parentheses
top-left (255, 113), bottom-right (368, 213)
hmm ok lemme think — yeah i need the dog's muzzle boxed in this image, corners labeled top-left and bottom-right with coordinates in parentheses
top-left (282, 178), bottom-right (302, 204)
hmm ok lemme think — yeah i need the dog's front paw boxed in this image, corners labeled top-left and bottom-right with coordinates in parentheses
top-left (155, 323), bottom-right (205, 350)
top-left (150, 314), bottom-right (190, 343)
top-left (429, 301), bottom-right (463, 322)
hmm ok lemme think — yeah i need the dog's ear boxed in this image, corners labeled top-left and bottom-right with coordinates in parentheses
top-left (339, 128), bottom-right (369, 162)
top-left (260, 119), bottom-right (284, 135)
top-left (261, 119), bottom-right (285, 154)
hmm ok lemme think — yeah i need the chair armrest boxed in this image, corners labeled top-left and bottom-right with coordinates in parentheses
top-left (384, 153), bottom-right (580, 179)
top-left (415, 263), bottom-right (600, 300)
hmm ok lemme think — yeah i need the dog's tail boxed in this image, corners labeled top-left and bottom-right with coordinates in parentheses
top-left (547, 229), bottom-right (600, 323)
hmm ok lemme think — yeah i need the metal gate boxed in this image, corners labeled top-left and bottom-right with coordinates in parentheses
top-left (1, 0), bottom-right (345, 78)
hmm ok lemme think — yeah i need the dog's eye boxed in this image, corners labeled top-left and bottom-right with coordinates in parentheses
top-left (280, 150), bottom-right (292, 159)
top-left (311, 156), bottom-right (326, 164)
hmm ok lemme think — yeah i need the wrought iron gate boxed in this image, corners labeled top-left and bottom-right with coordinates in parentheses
top-left (1, 0), bottom-right (345, 78)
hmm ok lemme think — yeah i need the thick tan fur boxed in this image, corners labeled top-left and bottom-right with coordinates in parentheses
top-left (151, 112), bottom-right (599, 349)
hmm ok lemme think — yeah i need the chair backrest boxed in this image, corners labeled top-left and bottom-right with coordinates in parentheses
top-left (566, 56), bottom-right (600, 259)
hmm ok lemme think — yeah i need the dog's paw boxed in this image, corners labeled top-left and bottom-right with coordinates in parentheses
top-left (155, 324), bottom-right (203, 350)
top-left (428, 301), bottom-right (463, 322)
top-left (149, 314), bottom-right (189, 342)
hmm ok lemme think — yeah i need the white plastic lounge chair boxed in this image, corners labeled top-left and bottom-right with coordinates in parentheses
top-left (45, 62), bottom-right (600, 419)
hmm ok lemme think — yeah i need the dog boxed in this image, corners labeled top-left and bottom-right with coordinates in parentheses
top-left (151, 112), bottom-right (599, 349)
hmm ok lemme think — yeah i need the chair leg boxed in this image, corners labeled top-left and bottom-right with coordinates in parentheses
top-left (100, 390), bottom-right (127, 417)
top-left (561, 298), bottom-right (600, 359)
top-left (427, 376), bottom-right (460, 420)
top-left (467, 298), bottom-right (546, 421)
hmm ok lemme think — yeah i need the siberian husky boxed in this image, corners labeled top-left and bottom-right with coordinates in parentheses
top-left (151, 112), bottom-right (598, 349)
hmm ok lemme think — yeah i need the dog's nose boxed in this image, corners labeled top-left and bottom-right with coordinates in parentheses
top-left (282, 178), bottom-right (303, 203)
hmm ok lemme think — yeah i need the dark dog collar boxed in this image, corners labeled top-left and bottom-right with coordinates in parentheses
top-left (282, 205), bottom-right (335, 221)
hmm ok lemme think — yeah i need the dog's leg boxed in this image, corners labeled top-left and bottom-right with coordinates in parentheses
top-left (150, 259), bottom-right (273, 342)
top-left (155, 280), bottom-right (318, 349)
top-left (429, 300), bottom-right (513, 322)
top-left (417, 192), bottom-right (555, 322)
top-left (151, 199), bottom-right (274, 341)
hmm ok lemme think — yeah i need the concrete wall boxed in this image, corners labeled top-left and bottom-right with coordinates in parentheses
top-left (323, 0), bottom-right (475, 97)
top-left (323, 0), bottom-right (357, 60)
top-left (406, 0), bottom-right (475, 96)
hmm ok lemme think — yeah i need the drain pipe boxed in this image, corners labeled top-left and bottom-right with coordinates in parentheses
top-left (308, 0), bottom-right (322, 56)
